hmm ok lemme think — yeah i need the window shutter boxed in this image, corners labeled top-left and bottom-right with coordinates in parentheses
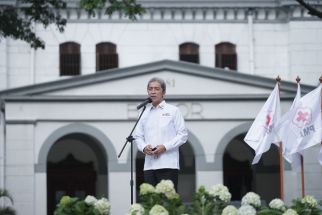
top-left (60, 42), bottom-right (81, 76)
top-left (179, 42), bottom-right (200, 64)
top-left (215, 42), bottom-right (237, 70)
top-left (96, 42), bottom-right (118, 71)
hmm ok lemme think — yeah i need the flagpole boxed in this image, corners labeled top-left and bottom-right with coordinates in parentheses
top-left (320, 76), bottom-right (322, 172)
top-left (300, 156), bottom-right (305, 197)
top-left (276, 76), bottom-right (284, 201)
top-left (295, 76), bottom-right (306, 198)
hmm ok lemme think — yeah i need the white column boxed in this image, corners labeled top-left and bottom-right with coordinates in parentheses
top-left (109, 171), bottom-right (132, 215)
top-left (35, 173), bottom-right (47, 215)
top-left (197, 170), bottom-right (222, 190)
top-left (247, 9), bottom-right (255, 75)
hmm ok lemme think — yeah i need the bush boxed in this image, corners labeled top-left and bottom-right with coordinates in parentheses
top-left (127, 182), bottom-right (322, 215)
top-left (54, 195), bottom-right (110, 215)
top-left (0, 189), bottom-right (16, 215)
top-left (54, 183), bottom-right (322, 215)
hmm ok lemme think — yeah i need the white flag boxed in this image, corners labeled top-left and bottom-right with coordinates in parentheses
top-left (244, 83), bottom-right (281, 164)
top-left (276, 83), bottom-right (302, 168)
top-left (281, 84), bottom-right (322, 156)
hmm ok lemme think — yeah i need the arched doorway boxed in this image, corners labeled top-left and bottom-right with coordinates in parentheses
top-left (223, 134), bottom-right (280, 203)
top-left (136, 142), bottom-right (196, 203)
top-left (47, 133), bottom-right (108, 215)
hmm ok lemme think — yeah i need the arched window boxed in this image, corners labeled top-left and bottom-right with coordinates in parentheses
top-left (59, 42), bottom-right (81, 76)
top-left (215, 42), bottom-right (237, 70)
top-left (223, 134), bottom-right (280, 202)
top-left (47, 133), bottom-right (108, 215)
top-left (179, 42), bottom-right (200, 64)
top-left (96, 42), bottom-right (118, 71)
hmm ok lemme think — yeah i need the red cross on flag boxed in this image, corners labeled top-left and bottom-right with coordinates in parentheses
top-left (244, 83), bottom-right (281, 164)
top-left (276, 83), bottom-right (302, 168)
top-left (278, 84), bottom-right (321, 163)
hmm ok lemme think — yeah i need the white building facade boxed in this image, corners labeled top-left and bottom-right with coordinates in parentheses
top-left (0, 1), bottom-right (321, 215)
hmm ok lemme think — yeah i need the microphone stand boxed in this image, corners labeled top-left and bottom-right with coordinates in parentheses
top-left (118, 105), bottom-right (148, 204)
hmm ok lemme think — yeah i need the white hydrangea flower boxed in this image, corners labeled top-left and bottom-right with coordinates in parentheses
top-left (282, 209), bottom-right (298, 215)
top-left (94, 197), bottom-right (110, 215)
top-left (222, 205), bottom-right (238, 215)
top-left (140, 183), bottom-right (156, 195)
top-left (269, 198), bottom-right (286, 211)
top-left (155, 180), bottom-right (177, 199)
top-left (301, 195), bottom-right (318, 208)
top-left (241, 192), bottom-right (261, 208)
top-left (237, 205), bottom-right (256, 215)
top-left (127, 203), bottom-right (145, 215)
top-left (208, 184), bottom-right (232, 202)
top-left (149, 204), bottom-right (169, 215)
top-left (84, 195), bottom-right (97, 206)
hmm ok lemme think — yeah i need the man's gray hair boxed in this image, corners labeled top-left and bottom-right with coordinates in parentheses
top-left (147, 77), bottom-right (166, 92)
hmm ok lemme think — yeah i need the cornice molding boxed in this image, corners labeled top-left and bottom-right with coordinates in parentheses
top-left (60, 5), bottom-right (321, 23)
top-left (2, 0), bottom-right (320, 22)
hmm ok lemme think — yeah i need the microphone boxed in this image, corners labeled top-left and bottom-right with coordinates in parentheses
top-left (136, 98), bottom-right (152, 110)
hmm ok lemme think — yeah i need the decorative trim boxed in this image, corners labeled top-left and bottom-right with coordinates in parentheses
top-left (35, 123), bottom-right (117, 173)
top-left (60, 5), bottom-right (321, 23)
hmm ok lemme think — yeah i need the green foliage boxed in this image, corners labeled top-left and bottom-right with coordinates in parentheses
top-left (54, 195), bottom-right (110, 215)
top-left (290, 197), bottom-right (322, 215)
top-left (0, 189), bottom-right (16, 215)
top-left (0, 0), bottom-right (144, 49)
top-left (0, 207), bottom-right (16, 215)
top-left (187, 185), bottom-right (233, 215)
top-left (132, 181), bottom-right (186, 215)
top-left (80, 0), bottom-right (145, 20)
top-left (188, 186), bottom-right (216, 215)
top-left (0, 0), bottom-right (67, 49)
top-left (139, 192), bottom-right (185, 215)
top-left (0, 189), bottom-right (13, 205)
top-left (257, 208), bottom-right (284, 215)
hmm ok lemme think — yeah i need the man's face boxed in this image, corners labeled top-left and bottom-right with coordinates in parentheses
top-left (147, 81), bottom-right (165, 106)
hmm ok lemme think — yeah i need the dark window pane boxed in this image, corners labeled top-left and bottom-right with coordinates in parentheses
top-left (179, 42), bottom-right (199, 64)
top-left (180, 54), bottom-right (199, 64)
top-left (215, 42), bottom-right (237, 70)
top-left (60, 42), bottom-right (81, 76)
top-left (96, 42), bottom-right (118, 71)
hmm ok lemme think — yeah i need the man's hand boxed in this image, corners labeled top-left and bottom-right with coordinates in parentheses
top-left (153, 145), bottom-right (166, 155)
top-left (143, 145), bottom-right (154, 155)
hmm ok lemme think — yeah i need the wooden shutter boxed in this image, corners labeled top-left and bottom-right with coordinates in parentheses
top-left (60, 42), bottom-right (81, 76)
top-left (96, 42), bottom-right (119, 71)
top-left (179, 42), bottom-right (200, 64)
top-left (215, 42), bottom-right (237, 70)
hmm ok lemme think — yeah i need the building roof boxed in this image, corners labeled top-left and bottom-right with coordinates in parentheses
top-left (0, 60), bottom-right (315, 103)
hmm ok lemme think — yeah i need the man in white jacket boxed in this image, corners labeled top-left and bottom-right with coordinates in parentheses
top-left (134, 77), bottom-right (188, 190)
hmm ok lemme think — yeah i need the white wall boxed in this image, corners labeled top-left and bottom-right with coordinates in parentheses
top-left (1, 18), bottom-right (322, 91)
top-left (0, 40), bottom-right (7, 89)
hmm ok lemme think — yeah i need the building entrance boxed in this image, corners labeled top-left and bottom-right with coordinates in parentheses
top-left (46, 133), bottom-right (107, 215)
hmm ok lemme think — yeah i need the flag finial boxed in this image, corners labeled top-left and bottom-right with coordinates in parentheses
top-left (276, 76), bottom-right (281, 82)
top-left (296, 76), bottom-right (301, 83)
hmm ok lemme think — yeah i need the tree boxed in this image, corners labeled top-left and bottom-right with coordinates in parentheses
top-left (0, 0), bottom-right (144, 49)
top-left (295, 0), bottom-right (322, 19)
